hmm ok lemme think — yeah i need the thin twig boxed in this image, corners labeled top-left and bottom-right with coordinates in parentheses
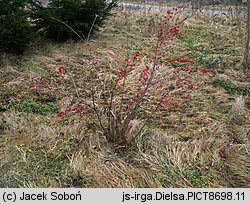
top-left (64, 66), bottom-right (80, 100)
top-left (124, 41), bottom-right (159, 127)
top-left (90, 70), bottom-right (106, 134)
top-left (87, 14), bottom-right (99, 42)
top-left (134, 87), bottom-right (182, 139)
top-left (50, 17), bottom-right (85, 41)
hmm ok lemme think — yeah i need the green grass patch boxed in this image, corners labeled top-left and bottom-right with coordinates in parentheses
top-left (192, 52), bottom-right (217, 66)
top-left (182, 37), bottom-right (199, 46)
top-left (159, 160), bottom-right (215, 187)
top-left (18, 99), bottom-right (59, 115)
top-left (0, 103), bottom-right (7, 112)
top-left (0, 142), bottom-right (73, 187)
top-left (212, 78), bottom-right (250, 96)
top-left (0, 87), bottom-right (60, 113)
top-left (17, 59), bottom-right (46, 73)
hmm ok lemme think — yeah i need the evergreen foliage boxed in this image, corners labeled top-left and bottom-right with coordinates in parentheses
top-left (33, 0), bottom-right (117, 41)
top-left (0, 0), bottom-right (36, 54)
top-left (0, 0), bottom-right (117, 53)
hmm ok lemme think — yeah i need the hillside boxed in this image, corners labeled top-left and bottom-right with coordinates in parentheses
top-left (0, 5), bottom-right (249, 188)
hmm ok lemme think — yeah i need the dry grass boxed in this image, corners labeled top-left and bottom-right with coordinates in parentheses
top-left (70, 151), bottom-right (161, 187)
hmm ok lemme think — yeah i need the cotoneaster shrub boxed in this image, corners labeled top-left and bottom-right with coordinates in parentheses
top-left (18, 7), bottom-right (215, 147)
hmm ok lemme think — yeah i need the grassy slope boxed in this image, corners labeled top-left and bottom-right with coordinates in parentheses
top-left (0, 8), bottom-right (249, 187)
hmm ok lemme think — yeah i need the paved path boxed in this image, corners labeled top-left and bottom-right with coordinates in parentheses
top-left (119, 2), bottom-right (243, 16)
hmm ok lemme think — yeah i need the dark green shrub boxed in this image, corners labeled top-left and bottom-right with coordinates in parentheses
top-left (33, 0), bottom-right (117, 41)
top-left (0, 0), bottom-right (36, 54)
